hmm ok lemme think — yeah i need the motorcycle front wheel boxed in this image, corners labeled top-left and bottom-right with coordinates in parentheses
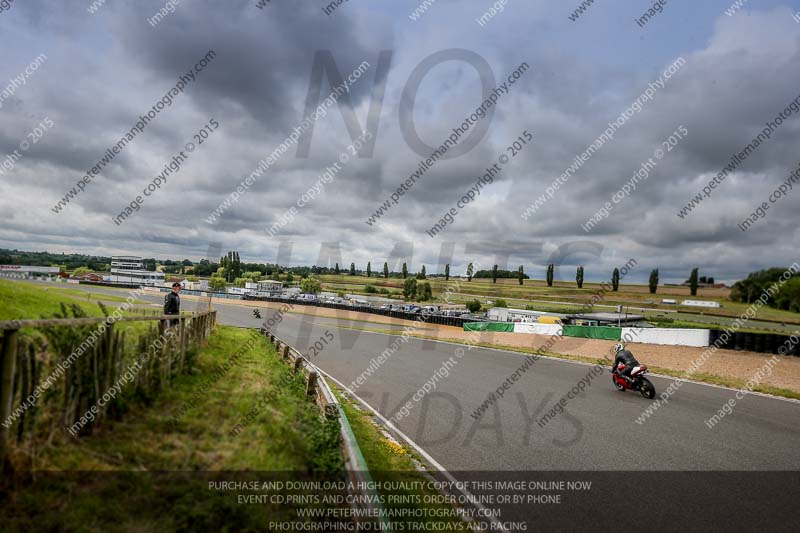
top-left (612, 376), bottom-right (626, 391)
top-left (639, 377), bottom-right (656, 399)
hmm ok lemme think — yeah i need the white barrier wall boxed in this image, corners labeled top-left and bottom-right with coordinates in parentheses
top-left (681, 299), bottom-right (721, 308)
top-left (513, 323), bottom-right (563, 336)
top-left (622, 327), bottom-right (710, 347)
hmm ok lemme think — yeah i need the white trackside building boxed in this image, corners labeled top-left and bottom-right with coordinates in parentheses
top-left (106, 256), bottom-right (164, 286)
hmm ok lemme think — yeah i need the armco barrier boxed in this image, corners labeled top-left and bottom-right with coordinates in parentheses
top-left (562, 325), bottom-right (622, 340)
top-left (261, 329), bottom-right (390, 529)
top-left (243, 295), bottom-right (478, 328)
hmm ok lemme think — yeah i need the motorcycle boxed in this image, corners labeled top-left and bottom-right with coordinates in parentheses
top-left (611, 362), bottom-right (656, 399)
top-left (252, 309), bottom-right (262, 320)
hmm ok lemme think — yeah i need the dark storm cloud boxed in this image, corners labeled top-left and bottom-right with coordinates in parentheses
top-left (110, 0), bottom-right (391, 135)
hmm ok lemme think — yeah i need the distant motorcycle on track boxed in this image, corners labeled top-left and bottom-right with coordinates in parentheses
top-left (252, 309), bottom-right (262, 320)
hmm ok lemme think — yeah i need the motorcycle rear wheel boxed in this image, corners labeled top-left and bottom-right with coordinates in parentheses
top-left (639, 377), bottom-right (656, 399)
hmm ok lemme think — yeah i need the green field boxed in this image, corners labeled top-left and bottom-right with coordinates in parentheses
top-left (43, 284), bottom-right (148, 304)
top-left (0, 278), bottom-right (164, 345)
top-left (0, 279), bottom-right (111, 320)
top-left (0, 279), bottom-right (150, 320)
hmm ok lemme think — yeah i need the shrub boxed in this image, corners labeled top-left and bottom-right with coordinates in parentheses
top-left (301, 277), bottom-right (322, 294)
top-left (417, 282), bottom-right (432, 301)
top-left (466, 299), bottom-right (482, 313)
top-left (403, 278), bottom-right (417, 299)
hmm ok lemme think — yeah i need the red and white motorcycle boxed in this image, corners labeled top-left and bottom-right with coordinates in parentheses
top-left (611, 362), bottom-right (656, 399)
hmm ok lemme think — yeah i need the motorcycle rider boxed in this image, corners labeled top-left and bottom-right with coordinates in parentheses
top-left (253, 308), bottom-right (262, 319)
top-left (612, 343), bottom-right (640, 383)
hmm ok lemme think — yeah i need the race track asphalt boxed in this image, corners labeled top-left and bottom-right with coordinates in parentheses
top-left (38, 283), bottom-right (800, 472)
top-left (205, 297), bottom-right (800, 472)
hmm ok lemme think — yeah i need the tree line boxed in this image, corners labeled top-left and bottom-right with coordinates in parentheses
top-left (3, 247), bottom-right (746, 301)
top-left (730, 267), bottom-right (800, 312)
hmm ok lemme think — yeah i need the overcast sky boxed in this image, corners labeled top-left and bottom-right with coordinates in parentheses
top-left (1, 0), bottom-right (799, 284)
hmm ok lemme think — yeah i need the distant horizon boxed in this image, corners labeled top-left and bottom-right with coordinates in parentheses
top-left (1, 245), bottom-right (756, 287)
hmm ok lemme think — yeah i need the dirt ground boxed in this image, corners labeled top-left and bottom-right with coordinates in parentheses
top-left (186, 295), bottom-right (800, 394)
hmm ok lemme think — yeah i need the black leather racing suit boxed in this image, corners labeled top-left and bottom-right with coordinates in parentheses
top-left (614, 349), bottom-right (639, 380)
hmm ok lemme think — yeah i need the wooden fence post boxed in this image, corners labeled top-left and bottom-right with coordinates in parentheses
top-left (0, 328), bottom-right (19, 466)
top-left (179, 317), bottom-right (186, 372)
top-left (158, 319), bottom-right (167, 368)
top-left (306, 370), bottom-right (318, 397)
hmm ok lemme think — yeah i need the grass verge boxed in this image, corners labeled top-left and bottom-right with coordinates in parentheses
top-left (1, 326), bottom-right (344, 531)
top-left (0, 279), bottom-right (150, 321)
top-left (0, 279), bottom-right (112, 320)
top-left (41, 285), bottom-right (148, 305)
top-left (335, 388), bottom-right (471, 530)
